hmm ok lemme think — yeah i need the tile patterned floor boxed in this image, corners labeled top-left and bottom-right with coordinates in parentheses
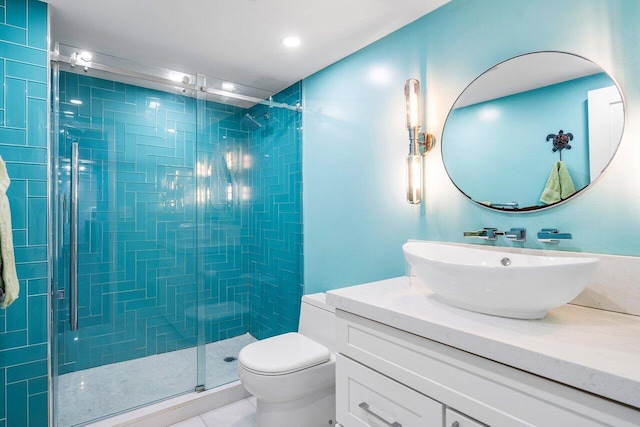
top-left (58, 333), bottom-right (256, 426)
top-left (169, 397), bottom-right (257, 427)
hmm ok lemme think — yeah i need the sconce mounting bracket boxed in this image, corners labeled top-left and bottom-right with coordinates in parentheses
top-left (418, 132), bottom-right (436, 154)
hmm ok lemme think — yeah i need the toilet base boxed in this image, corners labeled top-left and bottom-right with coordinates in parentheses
top-left (255, 384), bottom-right (335, 427)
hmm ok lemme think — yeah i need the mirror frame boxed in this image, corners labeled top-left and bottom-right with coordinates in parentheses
top-left (441, 51), bottom-right (626, 213)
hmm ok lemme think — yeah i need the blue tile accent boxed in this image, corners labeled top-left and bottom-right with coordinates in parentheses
top-left (0, 1), bottom-right (48, 425)
top-left (0, 128), bottom-right (25, 145)
top-left (6, 382), bottom-right (27, 427)
top-left (0, 371), bottom-right (4, 420)
top-left (26, 278), bottom-right (46, 295)
top-left (5, 77), bottom-right (26, 128)
top-left (14, 261), bottom-right (46, 282)
top-left (26, 198), bottom-right (45, 245)
top-left (0, 145), bottom-right (45, 163)
top-left (6, 179), bottom-right (24, 228)
top-left (26, 180), bottom-right (45, 197)
top-left (0, 330), bottom-right (26, 349)
top-left (26, 0), bottom-right (46, 49)
top-left (27, 98), bottom-right (47, 147)
top-left (7, 360), bottom-right (46, 383)
top-left (26, 81), bottom-right (46, 99)
top-left (6, 162), bottom-right (45, 178)
top-left (13, 246), bottom-right (46, 264)
top-left (27, 295), bottom-right (46, 344)
top-left (27, 392), bottom-right (47, 426)
top-left (6, 60), bottom-right (45, 82)
top-left (5, 0), bottom-right (25, 28)
top-left (27, 376), bottom-right (46, 395)
top-left (0, 343), bottom-right (46, 367)
top-left (0, 40), bottom-right (45, 64)
top-left (0, 24), bottom-right (25, 44)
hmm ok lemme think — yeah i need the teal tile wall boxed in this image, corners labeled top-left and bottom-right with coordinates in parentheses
top-left (303, 0), bottom-right (640, 293)
top-left (57, 71), bottom-right (252, 373)
top-left (246, 83), bottom-right (303, 339)
top-left (197, 93), bottom-right (252, 345)
top-left (56, 72), bottom-right (303, 371)
top-left (0, 1), bottom-right (49, 426)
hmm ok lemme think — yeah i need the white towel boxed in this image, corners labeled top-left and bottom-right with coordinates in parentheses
top-left (0, 156), bottom-right (19, 308)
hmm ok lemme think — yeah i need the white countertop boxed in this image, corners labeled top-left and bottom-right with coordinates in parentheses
top-left (326, 276), bottom-right (640, 409)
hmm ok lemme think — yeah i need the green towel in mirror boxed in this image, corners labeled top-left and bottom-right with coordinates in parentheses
top-left (540, 161), bottom-right (576, 205)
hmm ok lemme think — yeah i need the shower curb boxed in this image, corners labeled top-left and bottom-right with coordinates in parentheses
top-left (85, 381), bottom-right (251, 427)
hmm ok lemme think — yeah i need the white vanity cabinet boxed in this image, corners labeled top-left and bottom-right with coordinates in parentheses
top-left (337, 354), bottom-right (444, 426)
top-left (335, 310), bottom-right (640, 427)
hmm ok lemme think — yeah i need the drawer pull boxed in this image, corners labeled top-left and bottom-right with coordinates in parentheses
top-left (451, 422), bottom-right (460, 427)
top-left (358, 402), bottom-right (402, 427)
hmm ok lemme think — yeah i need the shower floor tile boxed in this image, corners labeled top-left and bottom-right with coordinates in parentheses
top-left (57, 333), bottom-right (256, 427)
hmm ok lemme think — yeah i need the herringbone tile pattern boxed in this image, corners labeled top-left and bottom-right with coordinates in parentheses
top-left (56, 73), bottom-right (303, 375)
top-left (57, 72), bottom-right (252, 373)
top-left (246, 83), bottom-right (303, 339)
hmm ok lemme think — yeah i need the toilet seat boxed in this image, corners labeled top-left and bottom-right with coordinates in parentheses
top-left (239, 332), bottom-right (331, 376)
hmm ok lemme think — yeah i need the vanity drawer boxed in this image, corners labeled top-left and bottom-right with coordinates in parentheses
top-left (336, 353), bottom-right (443, 427)
top-left (445, 408), bottom-right (487, 427)
top-left (337, 311), bottom-right (640, 427)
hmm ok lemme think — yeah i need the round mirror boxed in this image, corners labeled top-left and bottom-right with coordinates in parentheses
top-left (442, 52), bottom-right (624, 212)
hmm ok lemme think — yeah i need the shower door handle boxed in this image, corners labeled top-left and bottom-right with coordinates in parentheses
top-left (69, 142), bottom-right (79, 331)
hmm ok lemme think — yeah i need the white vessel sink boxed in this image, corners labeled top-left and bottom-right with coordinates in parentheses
top-left (403, 241), bottom-right (600, 319)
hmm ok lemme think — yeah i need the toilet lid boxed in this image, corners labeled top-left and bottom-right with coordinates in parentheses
top-left (239, 332), bottom-right (331, 375)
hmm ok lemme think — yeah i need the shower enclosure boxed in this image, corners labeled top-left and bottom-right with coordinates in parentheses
top-left (50, 45), bottom-right (303, 426)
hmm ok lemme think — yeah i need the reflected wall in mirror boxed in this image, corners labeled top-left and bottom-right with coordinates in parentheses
top-left (442, 52), bottom-right (624, 212)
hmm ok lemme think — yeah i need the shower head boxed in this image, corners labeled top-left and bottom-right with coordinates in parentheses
top-left (241, 113), bottom-right (262, 130)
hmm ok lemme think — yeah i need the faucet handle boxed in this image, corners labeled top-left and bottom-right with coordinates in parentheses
top-left (504, 228), bottom-right (526, 243)
top-left (537, 228), bottom-right (572, 243)
top-left (480, 227), bottom-right (497, 239)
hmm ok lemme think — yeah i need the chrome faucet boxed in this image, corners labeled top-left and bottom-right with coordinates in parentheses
top-left (463, 227), bottom-right (526, 242)
top-left (463, 228), bottom-right (497, 240)
top-left (537, 228), bottom-right (572, 243)
top-left (494, 228), bottom-right (526, 242)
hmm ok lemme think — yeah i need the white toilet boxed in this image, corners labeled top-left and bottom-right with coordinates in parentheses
top-left (238, 293), bottom-right (336, 427)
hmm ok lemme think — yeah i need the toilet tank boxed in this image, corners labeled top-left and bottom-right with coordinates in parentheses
top-left (298, 293), bottom-right (336, 353)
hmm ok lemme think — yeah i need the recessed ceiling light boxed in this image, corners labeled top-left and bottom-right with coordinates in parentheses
top-left (222, 82), bottom-right (235, 91)
top-left (79, 51), bottom-right (92, 62)
top-left (70, 99), bottom-right (83, 105)
top-left (281, 36), bottom-right (301, 48)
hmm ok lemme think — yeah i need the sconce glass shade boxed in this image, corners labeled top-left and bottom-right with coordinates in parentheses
top-left (404, 78), bottom-right (421, 129)
top-left (406, 153), bottom-right (423, 204)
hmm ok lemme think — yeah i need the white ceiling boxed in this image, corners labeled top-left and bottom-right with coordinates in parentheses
top-left (454, 52), bottom-right (604, 108)
top-left (46, 0), bottom-right (450, 97)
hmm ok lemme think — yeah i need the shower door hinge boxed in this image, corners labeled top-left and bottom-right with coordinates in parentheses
top-left (195, 385), bottom-right (205, 393)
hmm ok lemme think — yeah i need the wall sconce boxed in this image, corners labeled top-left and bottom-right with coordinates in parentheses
top-left (404, 78), bottom-right (435, 204)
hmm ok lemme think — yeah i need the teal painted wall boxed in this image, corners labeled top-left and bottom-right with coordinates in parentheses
top-left (0, 0), bottom-right (49, 426)
top-left (303, 0), bottom-right (640, 293)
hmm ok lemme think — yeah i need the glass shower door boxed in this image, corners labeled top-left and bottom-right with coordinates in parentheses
top-left (51, 49), bottom-right (205, 426)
